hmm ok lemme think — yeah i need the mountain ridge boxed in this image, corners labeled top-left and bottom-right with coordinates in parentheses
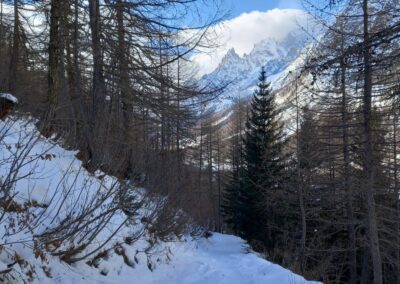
top-left (200, 30), bottom-right (310, 109)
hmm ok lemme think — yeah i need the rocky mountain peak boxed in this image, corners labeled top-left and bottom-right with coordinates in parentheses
top-left (200, 31), bottom-right (309, 110)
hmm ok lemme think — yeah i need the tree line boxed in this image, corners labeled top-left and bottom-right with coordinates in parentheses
top-left (222, 1), bottom-right (400, 283)
top-left (0, 0), bottom-right (231, 228)
top-left (3, 0), bottom-right (400, 283)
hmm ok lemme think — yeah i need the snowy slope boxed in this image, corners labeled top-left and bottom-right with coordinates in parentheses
top-left (0, 117), bottom-right (319, 284)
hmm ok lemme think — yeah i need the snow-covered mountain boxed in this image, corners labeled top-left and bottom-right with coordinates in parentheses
top-left (201, 31), bottom-right (309, 109)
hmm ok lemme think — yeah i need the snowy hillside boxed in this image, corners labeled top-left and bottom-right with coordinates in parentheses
top-left (201, 31), bottom-right (309, 109)
top-left (0, 117), bottom-right (319, 283)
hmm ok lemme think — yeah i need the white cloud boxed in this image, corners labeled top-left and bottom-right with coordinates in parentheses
top-left (192, 8), bottom-right (309, 76)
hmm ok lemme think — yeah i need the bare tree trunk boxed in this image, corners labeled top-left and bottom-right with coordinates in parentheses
top-left (360, 247), bottom-right (370, 284)
top-left (65, 0), bottom-right (82, 139)
top-left (73, 0), bottom-right (81, 101)
top-left (48, 0), bottom-right (62, 122)
top-left (362, 1), bottom-right (382, 283)
top-left (208, 123), bottom-right (213, 191)
top-left (9, 0), bottom-right (19, 94)
top-left (72, 0), bottom-right (86, 137)
top-left (393, 109), bottom-right (399, 284)
top-left (295, 76), bottom-right (306, 273)
top-left (116, 0), bottom-right (133, 175)
top-left (0, 0), bottom-right (6, 86)
top-left (0, 0), bottom-right (3, 57)
top-left (199, 107), bottom-right (204, 183)
top-left (59, 0), bottom-right (72, 131)
top-left (85, 0), bottom-right (106, 169)
top-left (217, 133), bottom-right (221, 233)
top-left (88, 0), bottom-right (105, 127)
top-left (116, 0), bottom-right (130, 128)
top-left (341, 57), bottom-right (357, 284)
top-left (208, 121), bottom-right (214, 228)
top-left (176, 56), bottom-right (181, 154)
top-left (72, 0), bottom-right (92, 162)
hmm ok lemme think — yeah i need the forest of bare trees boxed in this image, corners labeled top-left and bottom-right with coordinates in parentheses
top-left (0, 0), bottom-right (230, 227)
top-left (221, 1), bottom-right (400, 283)
top-left (2, 0), bottom-right (400, 283)
top-left (0, 0), bottom-right (229, 281)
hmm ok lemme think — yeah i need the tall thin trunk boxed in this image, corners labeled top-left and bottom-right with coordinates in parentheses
top-left (208, 123), bottom-right (213, 190)
top-left (360, 247), bottom-right (370, 284)
top-left (362, 1), bottom-right (382, 283)
top-left (208, 122), bottom-right (214, 229)
top-left (48, 0), bottom-right (62, 122)
top-left (73, 0), bottom-right (81, 100)
top-left (341, 56), bottom-right (357, 284)
top-left (166, 65), bottom-right (171, 151)
top-left (0, 0), bottom-right (4, 61)
top-left (72, 0), bottom-right (91, 159)
top-left (9, 0), bottom-right (19, 93)
top-left (217, 134), bottom-right (221, 233)
top-left (66, 0), bottom-right (80, 124)
top-left (72, 0), bottom-right (85, 131)
top-left (393, 109), bottom-right (399, 284)
top-left (88, 0), bottom-right (105, 127)
top-left (116, 0), bottom-right (133, 175)
top-left (295, 76), bottom-right (306, 272)
top-left (176, 56), bottom-right (181, 149)
top-left (59, 0), bottom-right (71, 127)
top-left (117, 0), bottom-right (129, 129)
top-left (199, 107), bottom-right (204, 181)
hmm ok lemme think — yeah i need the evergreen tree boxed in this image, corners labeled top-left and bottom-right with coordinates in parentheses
top-left (222, 99), bottom-right (246, 234)
top-left (221, 162), bottom-right (245, 234)
top-left (224, 67), bottom-right (286, 252)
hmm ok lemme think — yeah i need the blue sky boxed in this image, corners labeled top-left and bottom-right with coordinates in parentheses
top-left (229, 0), bottom-right (302, 16)
top-left (194, 0), bottom-right (304, 23)
top-left (225, 0), bottom-right (303, 18)
top-left (191, 0), bottom-right (315, 76)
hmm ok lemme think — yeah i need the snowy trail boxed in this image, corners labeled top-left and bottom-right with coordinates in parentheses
top-left (137, 233), bottom-right (320, 284)
top-left (37, 233), bottom-right (320, 284)
top-left (0, 117), bottom-right (320, 284)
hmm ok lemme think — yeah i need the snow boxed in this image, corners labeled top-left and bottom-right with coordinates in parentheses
top-left (0, 93), bottom-right (18, 104)
top-left (0, 117), bottom-right (320, 284)
top-left (212, 111), bottom-right (233, 127)
top-left (200, 31), bottom-right (309, 111)
top-left (31, 233), bottom-right (320, 284)
top-left (128, 233), bottom-right (321, 284)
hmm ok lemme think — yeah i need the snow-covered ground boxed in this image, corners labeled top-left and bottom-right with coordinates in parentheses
top-left (39, 233), bottom-right (320, 284)
top-left (0, 116), bottom-right (319, 284)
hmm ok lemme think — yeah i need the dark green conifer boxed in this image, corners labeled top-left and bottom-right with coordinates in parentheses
top-left (224, 67), bottom-right (286, 251)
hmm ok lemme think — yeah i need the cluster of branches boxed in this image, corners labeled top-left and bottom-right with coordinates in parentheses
top-left (0, 0), bottom-right (228, 233)
top-left (221, 1), bottom-right (400, 283)
top-left (0, 0), bottom-right (228, 280)
top-left (0, 118), bottom-right (190, 282)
